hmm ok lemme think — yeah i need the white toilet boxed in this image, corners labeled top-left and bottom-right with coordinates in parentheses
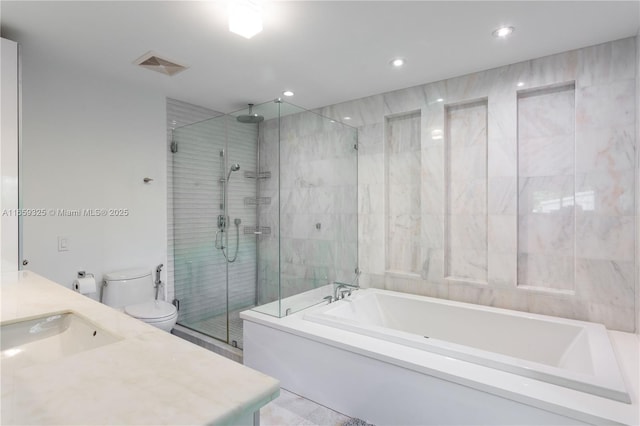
top-left (102, 269), bottom-right (178, 332)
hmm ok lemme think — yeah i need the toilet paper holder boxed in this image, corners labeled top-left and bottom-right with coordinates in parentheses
top-left (77, 270), bottom-right (94, 279)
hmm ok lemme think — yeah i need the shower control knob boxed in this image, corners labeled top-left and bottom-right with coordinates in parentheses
top-left (22, 259), bottom-right (29, 266)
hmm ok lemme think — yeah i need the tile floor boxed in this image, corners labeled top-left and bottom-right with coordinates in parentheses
top-left (187, 306), bottom-right (249, 348)
top-left (261, 389), bottom-right (353, 426)
top-left (174, 314), bottom-right (372, 425)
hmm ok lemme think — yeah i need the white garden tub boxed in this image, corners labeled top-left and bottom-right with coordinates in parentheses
top-left (304, 289), bottom-right (629, 403)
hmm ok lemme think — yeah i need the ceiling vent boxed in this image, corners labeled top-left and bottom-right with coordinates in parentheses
top-left (133, 51), bottom-right (189, 76)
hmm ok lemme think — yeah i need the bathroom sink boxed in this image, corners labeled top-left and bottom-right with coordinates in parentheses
top-left (1, 312), bottom-right (122, 370)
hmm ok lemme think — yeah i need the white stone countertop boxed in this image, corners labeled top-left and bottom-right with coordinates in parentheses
top-left (1, 271), bottom-right (280, 425)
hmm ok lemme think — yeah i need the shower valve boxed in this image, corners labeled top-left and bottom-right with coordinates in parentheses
top-left (217, 215), bottom-right (226, 230)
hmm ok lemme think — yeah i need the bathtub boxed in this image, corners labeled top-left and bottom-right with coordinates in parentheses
top-left (242, 288), bottom-right (638, 425)
top-left (304, 289), bottom-right (629, 403)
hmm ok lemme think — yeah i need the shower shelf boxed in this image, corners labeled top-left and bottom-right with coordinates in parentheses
top-left (244, 196), bottom-right (271, 206)
top-left (244, 171), bottom-right (272, 179)
top-left (243, 226), bottom-right (271, 236)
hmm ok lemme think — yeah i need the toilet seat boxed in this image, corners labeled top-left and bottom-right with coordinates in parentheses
top-left (125, 300), bottom-right (177, 321)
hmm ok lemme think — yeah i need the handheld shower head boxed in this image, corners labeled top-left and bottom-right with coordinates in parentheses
top-left (226, 163), bottom-right (241, 181)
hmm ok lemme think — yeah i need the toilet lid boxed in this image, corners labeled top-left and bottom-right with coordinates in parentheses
top-left (125, 300), bottom-right (177, 320)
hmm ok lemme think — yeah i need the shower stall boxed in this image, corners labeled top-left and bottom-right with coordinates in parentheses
top-left (169, 99), bottom-right (358, 349)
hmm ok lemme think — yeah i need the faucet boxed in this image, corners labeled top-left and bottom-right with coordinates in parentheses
top-left (323, 295), bottom-right (334, 304)
top-left (334, 284), bottom-right (352, 300)
top-left (154, 264), bottom-right (163, 300)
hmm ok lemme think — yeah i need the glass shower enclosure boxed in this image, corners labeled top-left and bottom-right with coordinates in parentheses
top-left (170, 100), bottom-right (358, 348)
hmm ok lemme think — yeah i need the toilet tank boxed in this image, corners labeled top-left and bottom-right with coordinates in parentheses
top-left (102, 269), bottom-right (154, 308)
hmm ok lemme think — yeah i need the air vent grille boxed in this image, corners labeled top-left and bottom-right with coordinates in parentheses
top-left (134, 51), bottom-right (188, 76)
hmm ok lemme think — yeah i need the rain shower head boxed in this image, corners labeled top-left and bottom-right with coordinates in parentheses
top-left (236, 103), bottom-right (264, 123)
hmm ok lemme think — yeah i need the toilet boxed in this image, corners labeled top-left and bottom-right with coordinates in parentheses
top-left (102, 269), bottom-right (178, 332)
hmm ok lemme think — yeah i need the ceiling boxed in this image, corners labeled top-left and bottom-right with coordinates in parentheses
top-left (1, 1), bottom-right (639, 113)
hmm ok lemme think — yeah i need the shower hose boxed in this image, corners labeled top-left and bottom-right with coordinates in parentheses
top-left (221, 221), bottom-right (239, 263)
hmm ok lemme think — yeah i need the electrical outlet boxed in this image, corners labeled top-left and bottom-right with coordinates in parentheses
top-left (57, 236), bottom-right (69, 252)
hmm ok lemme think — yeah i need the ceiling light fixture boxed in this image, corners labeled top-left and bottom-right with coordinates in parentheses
top-left (228, 0), bottom-right (263, 39)
top-left (390, 58), bottom-right (405, 68)
top-left (283, 90), bottom-right (294, 97)
top-left (343, 116), bottom-right (352, 120)
top-left (436, 98), bottom-right (444, 103)
top-left (517, 82), bottom-right (525, 87)
top-left (492, 26), bottom-right (514, 38)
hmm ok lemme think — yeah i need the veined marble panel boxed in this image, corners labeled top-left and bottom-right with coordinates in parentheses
top-left (487, 252), bottom-right (517, 287)
top-left (445, 100), bottom-right (488, 282)
top-left (447, 249), bottom-right (488, 282)
top-left (359, 184), bottom-right (384, 215)
top-left (488, 215), bottom-right (517, 252)
top-left (448, 179), bottom-right (487, 215)
top-left (518, 176), bottom-right (575, 214)
top-left (519, 135), bottom-right (574, 177)
top-left (383, 85), bottom-right (429, 116)
top-left (517, 84), bottom-right (576, 291)
top-left (488, 177), bottom-right (517, 215)
top-left (357, 123), bottom-right (384, 156)
top-left (575, 259), bottom-right (635, 309)
top-left (386, 112), bottom-right (422, 274)
top-left (575, 125), bottom-right (635, 174)
top-left (518, 213), bottom-right (575, 256)
top-left (575, 214), bottom-right (635, 261)
top-left (574, 170), bottom-right (635, 216)
top-left (447, 214), bottom-right (487, 251)
top-left (517, 253), bottom-right (574, 291)
top-left (576, 80), bottom-right (635, 130)
top-left (578, 37), bottom-right (637, 87)
top-left (421, 146), bottom-right (445, 181)
top-left (319, 94), bottom-right (384, 128)
top-left (518, 86), bottom-right (575, 140)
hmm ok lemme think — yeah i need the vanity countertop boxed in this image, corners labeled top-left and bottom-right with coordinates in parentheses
top-left (0, 270), bottom-right (280, 425)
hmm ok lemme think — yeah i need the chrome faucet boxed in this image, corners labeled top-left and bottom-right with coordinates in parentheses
top-left (154, 264), bottom-right (163, 300)
top-left (334, 284), bottom-right (352, 300)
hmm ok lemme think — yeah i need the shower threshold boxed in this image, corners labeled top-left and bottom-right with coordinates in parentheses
top-left (173, 306), bottom-right (254, 362)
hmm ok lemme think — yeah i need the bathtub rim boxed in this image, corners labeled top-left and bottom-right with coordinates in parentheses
top-left (241, 291), bottom-right (639, 426)
top-left (304, 289), bottom-right (630, 403)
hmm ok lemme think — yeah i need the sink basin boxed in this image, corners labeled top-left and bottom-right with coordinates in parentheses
top-left (1, 312), bottom-right (122, 369)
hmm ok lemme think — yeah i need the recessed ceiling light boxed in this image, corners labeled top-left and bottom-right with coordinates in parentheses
top-left (390, 58), bottom-right (405, 68)
top-left (283, 90), bottom-right (294, 97)
top-left (343, 116), bottom-right (352, 120)
top-left (517, 82), bottom-right (525, 87)
top-left (436, 98), bottom-right (444, 103)
top-left (492, 26), bottom-right (514, 38)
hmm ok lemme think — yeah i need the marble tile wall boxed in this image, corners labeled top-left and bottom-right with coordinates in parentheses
top-left (257, 109), bottom-right (358, 310)
top-left (386, 111), bottom-right (422, 274)
top-left (318, 37), bottom-right (637, 332)
top-left (445, 101), bottom-right (488, 283)
top-left (517, 85), bottom-right (576, 291)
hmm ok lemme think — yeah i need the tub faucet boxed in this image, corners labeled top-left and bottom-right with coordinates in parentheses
top-left (334, 284), bottom-right (351, 300)
top-left (323, 295), bottom-right (334, 304)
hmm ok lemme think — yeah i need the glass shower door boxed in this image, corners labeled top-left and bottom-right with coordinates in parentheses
top-left (172, 116), bottom-right (229, 343)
